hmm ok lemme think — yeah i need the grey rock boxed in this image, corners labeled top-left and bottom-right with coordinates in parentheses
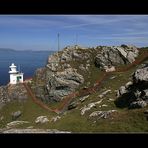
top-left (6, 121), bottom-right (29, 128)
top-left (80, 99), bottom-right (103, 115)
top-left (11, 111), bottom-right (22, 120)
top-left (133, 66), bottom-right (148, 82)
top-left (68, 101), bottom-right (78, 110)
top-left (79, 64), bottom-right (86, 71)
top-left (89, 110), bottom-right (117, 119)
top-left (0, 84), bottom-right (28, 108)
top-left (129, 100), bottom-right (147, 109)
top-left (50, 116), bottom-right (61, 122)
top-left (134, 90), bottom-right (141, 98)
top-left (117, 86), bottom-right (127, 97)
top-left (99, 90), bottom-right (111, 98)
top-left (35, 116), bottom-right (49, 124)
top-left (125, 81), bottom-right (133, 88)
top-left (46, 68), bottom-right (84, 102)
top-left (79, 95), bottom-right (89, 102)
top-left (95, 45), bottom-right (139, 70)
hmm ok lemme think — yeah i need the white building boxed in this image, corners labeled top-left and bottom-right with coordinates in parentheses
top-left (9, 63), bottom-right (24, 84)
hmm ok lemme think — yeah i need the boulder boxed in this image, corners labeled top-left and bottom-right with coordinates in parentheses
top-left (35, 116), bottom-right (49, 124)
top-left (95, 45), bottom-right (139, 70)
top-left (133, 66), bottom-right (148, 83)
top-left (45, 68), bottom-right (84, 102)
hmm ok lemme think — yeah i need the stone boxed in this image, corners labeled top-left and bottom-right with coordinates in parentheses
top-left (11, 111), bottom-right (22, 120)
top-left (99, 90), bottom-right (111, 98)
top-left (80, 99), bottom-right (103, 115)
top-left (110, 76), bottom-right (116, 80)
top-left (89, 110), bottom-right (117, 119)
top-left (129, 100), bottom-right (147, 109)
top-left (133, 66), bottom-right (148, 82)
top-left (109, 98), bottom-right (115, 101)
top-left (134, 90), bottom-right (141, 98)
top-left (35, 116), bottom-right (49, 124)
top-left (79, 64), bottom-right (86, 71)
top-left (68, 101), bottom-right (78, 110)
top-left (95, 45), bottom-right (139, 70)
top-left (102, 104), bottom-right (108, 107)
top-left (50, 116), bottom-right (61, 122)
top-left (105, 66), bottom-right (116, 72)
top-left (125, 81), bottom-right (133, 88)
top-left (6, 121), bottom-right (29, 128)
top-left (79, 95), bottom-right (89, 102)
top-left (117, 86), bottom-right (127, 97)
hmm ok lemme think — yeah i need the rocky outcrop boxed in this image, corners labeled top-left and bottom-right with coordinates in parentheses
top-left (133, 66), bottom-right (148, 82)
top-left (116, 64), bottom-right (148, 109)
top-left (0, 84), bottom-right (28, 108)
top-left (95, 45), bottom-right (139, 70)
top-left (33, 44), bottom-right (139, 103)
top-left (34, 46), bottom-right (87, 102)
top-left (45, 68), bottom-right (84, 102)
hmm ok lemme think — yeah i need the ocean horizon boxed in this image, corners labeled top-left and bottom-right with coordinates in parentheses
top-left (0, 49), bottom-right (55, 86)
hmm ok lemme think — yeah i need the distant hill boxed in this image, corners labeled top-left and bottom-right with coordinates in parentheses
top-left (0, 48), bottom-right (55, 52)
top-left (0, 48), bottom-right (16, 52)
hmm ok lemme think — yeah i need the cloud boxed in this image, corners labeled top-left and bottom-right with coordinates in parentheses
top-left (62, 15), bottom-right (147, 29)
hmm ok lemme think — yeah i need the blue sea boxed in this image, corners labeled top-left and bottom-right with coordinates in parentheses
top-left (0, 50), bottom-right (55, 86)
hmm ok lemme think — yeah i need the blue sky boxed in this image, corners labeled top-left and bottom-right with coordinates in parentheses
top-left (0, 15), bottom-right (148, 51)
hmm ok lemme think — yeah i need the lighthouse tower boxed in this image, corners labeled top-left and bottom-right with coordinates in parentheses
top-left (9, 63), bottom-right (24, 84)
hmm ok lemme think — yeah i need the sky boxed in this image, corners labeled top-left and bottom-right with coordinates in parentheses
top-left (0, 15), bottom-right (148, 51)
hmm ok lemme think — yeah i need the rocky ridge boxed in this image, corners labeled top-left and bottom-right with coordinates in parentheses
top-left (33, 44), bottom-right (139, 102)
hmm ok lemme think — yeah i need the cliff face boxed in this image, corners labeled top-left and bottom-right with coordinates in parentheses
top-left (33, 45), bottom-right (139, 102)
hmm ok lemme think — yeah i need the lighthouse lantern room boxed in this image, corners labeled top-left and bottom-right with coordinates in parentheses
top-left (9, 63), bottom-right (24, 84)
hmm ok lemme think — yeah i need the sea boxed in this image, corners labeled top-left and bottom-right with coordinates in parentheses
top-left (0, 50), bottom-right (55, 86)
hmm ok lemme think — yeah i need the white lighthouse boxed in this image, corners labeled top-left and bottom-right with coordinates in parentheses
top-left (9, 63), bottom-right (24, 84)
